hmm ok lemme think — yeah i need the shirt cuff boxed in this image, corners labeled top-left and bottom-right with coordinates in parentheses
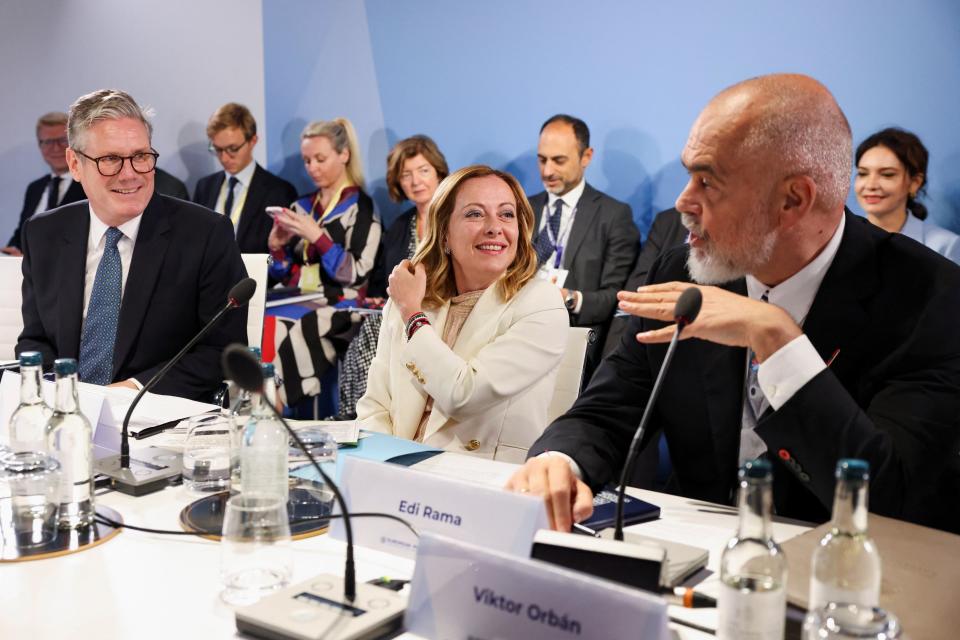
top-left (537, 450), bottom-right (583, 480)
top-left (129, 378), bottom-right (144, 391)
top-left (572, 290), bottom-right (583, 314)
top-left (756, 334), bottom-right (826, 410)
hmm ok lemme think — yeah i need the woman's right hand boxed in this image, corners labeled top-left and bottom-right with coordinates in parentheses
top-left (268, 217), bottom-right (295, 252)
top-left (387, 259), bottom-right (427, 320)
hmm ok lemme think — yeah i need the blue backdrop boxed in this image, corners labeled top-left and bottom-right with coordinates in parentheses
top-left (263, 0), bottom-right (960, 237)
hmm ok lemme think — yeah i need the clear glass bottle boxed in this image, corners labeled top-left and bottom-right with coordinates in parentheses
top-left (8, 351), bottom-right (52, 454)
top-left (239, 363), bottom-right (289, 501)
top-left (229, 347), bottom-right (262, 493)
top-left (809, 459), bottom-right (881, 610)
top-left (44, 358), bottom-right (94, 529)
top-left (718, 458), bottom-right (787, 640)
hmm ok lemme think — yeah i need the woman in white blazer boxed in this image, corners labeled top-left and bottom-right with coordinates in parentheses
top-left (356, 165), bottom-right (569, 462)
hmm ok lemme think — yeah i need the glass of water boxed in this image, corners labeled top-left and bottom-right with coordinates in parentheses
top-left (183, 415), bottom-right (232, 493)
top-left (0, 452), bottom-right (61, 548)
top-left (220, 492), bottom-right (293, 606)
top-left (803, 603), bottom-right (901, 639)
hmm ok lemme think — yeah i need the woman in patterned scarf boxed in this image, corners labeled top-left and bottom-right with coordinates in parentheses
top-left (267, 118), bottom-right (381, 406)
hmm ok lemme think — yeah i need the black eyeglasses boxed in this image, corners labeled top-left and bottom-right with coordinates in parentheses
top-left (208, 139), bottom-right (251, 157)
top-left (38, 137), bottom-right (68, 148)
top-left (74, 149), bottom-right (159, 176)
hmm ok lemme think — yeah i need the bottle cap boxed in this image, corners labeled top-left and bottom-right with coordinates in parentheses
top-left (740, 458), bottom-right (772, 480)
top-left (260, 362), bottom-right (275, 379)
top-left (836, 458), bottom-right (869, 481)
top-left (247, 346), bottom-right (262, 361)
top-left (18, 351), bottom-right (42, 367)
top-left (53, 358), bottom-right (77, 375)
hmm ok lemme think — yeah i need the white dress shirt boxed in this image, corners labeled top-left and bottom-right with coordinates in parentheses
top-left (539, 179), bottom-right (586, 312)
top-left (215, 160), bottom-right (256, 223)
top-left (32, 173), bottom-right (74, 217)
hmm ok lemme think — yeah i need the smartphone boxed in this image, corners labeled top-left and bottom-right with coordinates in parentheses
top-left (265, 206), bottom-right (286, 218)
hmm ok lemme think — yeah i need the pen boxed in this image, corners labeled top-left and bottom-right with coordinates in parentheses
top-left (826, 348), bottom-right (840, 367)
top-left (665, 587), bottom-right (716, 608)
top-left (572, 522), bottom-right (599, 537)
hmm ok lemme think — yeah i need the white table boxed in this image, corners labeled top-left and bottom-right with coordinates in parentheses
top-left (1, 453), bottom-right (809, 639)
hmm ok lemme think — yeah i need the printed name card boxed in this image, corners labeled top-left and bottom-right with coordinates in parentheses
top-left (405, 532), bottom-right (671, 640)
top-left (329, 456), bottom-right (548, 558)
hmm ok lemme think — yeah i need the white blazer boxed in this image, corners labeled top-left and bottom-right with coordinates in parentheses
top-left (357, 278), bottom-right (569, 462)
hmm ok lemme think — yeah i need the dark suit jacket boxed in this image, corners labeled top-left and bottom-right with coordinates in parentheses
top-left (529, 183), bottom-right (638, 327)
top-left (368, 207), bottom-right (415, 298)
top-left (17, 194), bottom-right (248, 401)
top-left (193, 163), bottom-right (297, 254)
top-left (7, 175), bottom-right (86, 249)
top-left (603, 208), bottom-right (688, 356)
top-left (154, 168), bottom-right (189, 200)
top-left (531, 213), bottom-right (960, 532)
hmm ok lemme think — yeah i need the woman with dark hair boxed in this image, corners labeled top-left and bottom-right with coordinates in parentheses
top-left (336, 135), bottom-right (450, 415)
top-left (855, 127), bottom-right (960, 263)
top-left (357, 165), bottom-right (568, 461)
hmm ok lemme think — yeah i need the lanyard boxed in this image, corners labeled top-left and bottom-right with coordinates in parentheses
top-left (545, 201), bottom-right (577, 269)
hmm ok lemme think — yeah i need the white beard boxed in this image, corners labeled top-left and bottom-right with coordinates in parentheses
top-left (682, 213), bottom-right (777, 285)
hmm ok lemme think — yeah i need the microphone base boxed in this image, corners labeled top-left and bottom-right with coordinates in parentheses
top-left (95, 448), bottom-right (183, 497)
top-left (235, 573), bottom-right (405, 640)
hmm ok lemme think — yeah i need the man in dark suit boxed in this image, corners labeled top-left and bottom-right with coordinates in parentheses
top-left (17, 89), bottom-right (247, 401)
top-left (3, 112), bottom-right (87, 255)
top-left (508, 74), bottom-right (960, 534)
top-left (193, 103), bottom-right (296, 254)
top-left (529, 114), bottom-right (638, 374)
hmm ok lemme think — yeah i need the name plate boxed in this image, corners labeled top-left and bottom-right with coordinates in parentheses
top-left (329, 456), bottom-right (547, 558)
top-left (405, 532), bottom-right (670, 640)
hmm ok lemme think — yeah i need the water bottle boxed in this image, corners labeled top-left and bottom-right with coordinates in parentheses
top-left (809, 459), bottom-right (881, 610)
top-left (9, 351), bottom-right (52, 454)
top-left (229, 346), bottom-right (262, 493)
top-left (717, 458), bottom-right (787, 640)
top-left (44, 358), bottom-right (95, 529)
top-left (239, 363), bottom-right (288, 500)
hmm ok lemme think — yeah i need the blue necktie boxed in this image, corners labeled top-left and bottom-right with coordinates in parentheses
top-left (79, 227), bottom-right (123, 385)
top-left (534, 199), bottom-right (564, 265)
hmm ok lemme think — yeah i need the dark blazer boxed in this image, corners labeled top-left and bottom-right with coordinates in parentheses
top-left (529, 183), bottom-right (638, 327)
top-left (17, 194), bottom-right (248, 401)
top-left (603, 207), bottom-right (688, 356)
top-left (7, 175), bottom-right (86, 249)
top-left (531, 213), bottom-right (960, 532)
top-left (154, 168), bottom-right (189, 200)
top-left (368, 207), bottom-right (416, 298)
top-left (193, 163), bottom-right (297, 254)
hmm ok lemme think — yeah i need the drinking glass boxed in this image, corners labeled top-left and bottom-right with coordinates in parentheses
top-left (0, 452), bottom-right (61, 548)
top-left (803, 603), bottom-right (901, 639)
top-left (220, 492), bottom-right (293, 606)
top-left (182, 415), bottom-right (232, 493)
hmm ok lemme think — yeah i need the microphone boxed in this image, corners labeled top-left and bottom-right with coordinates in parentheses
top-left (613, 286), bottom-right (702, 541)
top-left (95, 277), bottom-right (257, 496)
top-left (221, 344), bottom-right (358, 602)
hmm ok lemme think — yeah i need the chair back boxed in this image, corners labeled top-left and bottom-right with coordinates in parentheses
top-left (0, 258), bottom-right (23, 360)
top-left (241, 253), bottom-right (269, 348)
top-left (546, 326), bottom-right (594, 424)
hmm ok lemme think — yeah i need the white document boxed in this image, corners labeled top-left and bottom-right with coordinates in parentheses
top-left (405, 532), bottom-right (670, 640)
top-left (330, 456), bottom-right (548, 559)
top-left (287, 419), bottom-right (360, 445)
top-left (412, 451), bottom-right (518, 489)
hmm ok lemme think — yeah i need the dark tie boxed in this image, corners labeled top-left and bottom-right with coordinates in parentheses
top-left (46, 176), bottom-right (62, 210)
top-left (79, 227), bottom-right (124, 385)
top-left (223, 176), bottom-right (239, 218)
top-left (534, 199), bottom-right (564, 265)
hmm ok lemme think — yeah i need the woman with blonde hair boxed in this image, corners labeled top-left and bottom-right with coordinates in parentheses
top-left (357, 165), bottom-right (569, 461)
top-left (268, 117), bottom-right (381, 405)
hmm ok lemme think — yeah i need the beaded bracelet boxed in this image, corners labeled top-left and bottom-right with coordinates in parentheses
top-left (406, 317), bottom-right (431, 341)
top-left (405, 312), bottom-right (427, 334)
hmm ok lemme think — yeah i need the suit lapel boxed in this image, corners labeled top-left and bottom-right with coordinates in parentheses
top-left (529, 192), bottom-right (547, 239)
top-left (113, 195), bottom-right (171, 377)
top-left (392, 302), bottom-right (448, 440)
top-left (204, 172), bottom-right (226, 209)
top-left (57, 206), bottom-right (90, 358)
top-left (420, 289), bottom-right (502, 442)
top-left (235, 164), bottom-right (263, 244)
top-left (562, 183), bottom-right (598, 269)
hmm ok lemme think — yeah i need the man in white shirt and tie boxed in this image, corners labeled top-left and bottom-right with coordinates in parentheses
top-left (193, 103), bottom-right (296, 254)
top-left (3, 112), bottom-right (87, 255)
top-left (528, 114), bottom-right (639, 375)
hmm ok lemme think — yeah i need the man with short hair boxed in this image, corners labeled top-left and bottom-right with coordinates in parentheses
top-left (530, 115), bottom-right (638, 348)
top-left (193, 103), bottom-right (296, 253)
top-left (17, 89), bottom-right (247, 401)
top-left (509, 74), bottom-right (960, 534)
top-left (3, 112), bottom-right (87, 255)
